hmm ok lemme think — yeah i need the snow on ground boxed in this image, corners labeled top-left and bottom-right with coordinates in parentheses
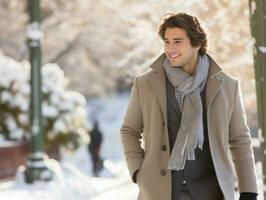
top-left (0, 139), bottom-right (138, 200)
top-left (0, 91), bottom-right (264, 200)
top-left (0, 91), bottom-right (137, 200)
top-left (91, 181), bottom-right (138, 200)
top-left (0, 159), bottom-right (138, 200)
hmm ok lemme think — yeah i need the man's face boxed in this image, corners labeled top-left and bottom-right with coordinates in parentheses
top-left (164, 27), bottom-right (200, 67)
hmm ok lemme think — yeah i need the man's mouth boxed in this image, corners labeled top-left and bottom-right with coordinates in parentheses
top-left (168, 54), bottom-right (180, 59)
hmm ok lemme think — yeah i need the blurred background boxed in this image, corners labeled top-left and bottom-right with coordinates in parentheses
top-left (0, 0), bottom-right (264, 199)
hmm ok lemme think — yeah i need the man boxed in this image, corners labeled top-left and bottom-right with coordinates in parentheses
top-left (120, 13), bottom-right (258, 200)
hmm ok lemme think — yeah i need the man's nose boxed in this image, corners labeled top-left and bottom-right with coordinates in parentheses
top-left (168, 43), bottom-right (177, 51)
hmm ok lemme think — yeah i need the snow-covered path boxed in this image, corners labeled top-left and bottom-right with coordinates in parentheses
top-left (91, 182), bottom-right (138, 200)
top-left (0, 159), bottom-right (137, 200)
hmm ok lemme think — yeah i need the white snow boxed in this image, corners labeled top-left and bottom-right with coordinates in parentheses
top-left (0, 91), bottom-right (264, 199)
top-left (27, 22), bottom-right (43, 41)
top-left (259, 46), bottom-right (266, 54)
top-left (0, 163), bottom-right (134, 200)
top-left (0, 145), bottom-right (137, 200)
top-left (251, 1), bottom-right (257, 16)
top-left (0, 91), bottom-right (138, 200)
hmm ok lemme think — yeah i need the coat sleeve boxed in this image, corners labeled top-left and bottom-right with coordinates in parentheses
top-left (229, 80), bottom-right (258, 193)
top-left (120, 77), bottom-right (144, 182)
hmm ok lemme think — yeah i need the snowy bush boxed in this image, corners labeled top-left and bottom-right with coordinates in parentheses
top-left (0, 55), bottom-right (89, 151)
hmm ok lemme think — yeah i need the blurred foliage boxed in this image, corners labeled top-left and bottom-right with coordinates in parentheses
top-left (0, 0), bottom-right (258, 128)
top-left (0, 54), bottom-right (89, 151)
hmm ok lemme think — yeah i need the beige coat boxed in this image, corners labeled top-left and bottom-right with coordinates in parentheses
top-left (120, 54), bottom-right (258, 200)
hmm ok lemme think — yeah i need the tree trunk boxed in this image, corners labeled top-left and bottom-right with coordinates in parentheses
top-left (249, 0), bottom-right (266, 197)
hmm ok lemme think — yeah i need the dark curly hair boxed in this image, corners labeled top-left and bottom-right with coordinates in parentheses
top-left (158, 13), bottom-right (208, 56)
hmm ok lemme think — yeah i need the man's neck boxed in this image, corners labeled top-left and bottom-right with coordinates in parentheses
top-left (182, 54), bottom-right (199, 76)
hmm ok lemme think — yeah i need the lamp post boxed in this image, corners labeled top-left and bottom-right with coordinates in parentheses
top-left (24, 0), bottom-right (53, 183)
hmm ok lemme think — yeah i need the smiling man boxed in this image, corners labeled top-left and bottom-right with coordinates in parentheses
top-left (121, 13), bottom-right (258, 200)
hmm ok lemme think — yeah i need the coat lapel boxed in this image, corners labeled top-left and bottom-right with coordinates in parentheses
top-left (146, 54), bottom-right (168, 124)
top-left (205, 55), bottom-right (224, 111)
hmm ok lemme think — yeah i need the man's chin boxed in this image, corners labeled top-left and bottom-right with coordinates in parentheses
top-left (169, 62), bottom-right (181, 67)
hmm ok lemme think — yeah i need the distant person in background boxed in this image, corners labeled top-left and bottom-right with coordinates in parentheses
top-left (88, 121), bottom-right (103, 176)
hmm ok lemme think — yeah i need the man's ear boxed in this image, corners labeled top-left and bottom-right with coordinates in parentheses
top-left (194, 45), bottom-right (201, 53)
top-left (195, 45), bottom-right (201, 51)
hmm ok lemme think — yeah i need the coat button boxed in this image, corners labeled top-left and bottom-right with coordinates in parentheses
top-left (182, 180), bottom-right (187, 185)
top-left (161, 145), bottom-right (167, 151)
top-left (160, 169), bottom-right (166, 176)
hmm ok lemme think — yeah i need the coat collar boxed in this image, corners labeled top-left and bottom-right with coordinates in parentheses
top-left (205, 55), bottom-right (224, 111)
top-left (147, 54), bottom-right (168, 125)
top-left (147, 53), bottom-right (224, 121)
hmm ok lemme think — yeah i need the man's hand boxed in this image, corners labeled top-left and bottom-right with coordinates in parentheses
top-left (133, 170), bottom-right (139, 183)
